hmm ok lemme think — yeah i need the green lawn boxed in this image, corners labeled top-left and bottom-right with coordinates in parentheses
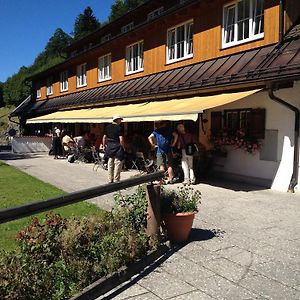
top-left (0, 161), bottom-right (104, 252)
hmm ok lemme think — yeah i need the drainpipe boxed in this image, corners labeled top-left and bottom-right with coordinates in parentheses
top-left (268, 87), bottom-right (300, 193)
top-left (279, 0), bottom-right (285, 43)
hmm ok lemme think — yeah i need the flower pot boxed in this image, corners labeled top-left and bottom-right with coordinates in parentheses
top-left (163, 212), bottom-right (195, 242)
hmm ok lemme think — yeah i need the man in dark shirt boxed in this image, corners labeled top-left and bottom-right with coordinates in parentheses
top-left (103, 115), bottom-right (125, 183)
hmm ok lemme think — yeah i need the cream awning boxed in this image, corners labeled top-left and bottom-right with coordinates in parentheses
top-left (27, 89), bottom-right (261, 124)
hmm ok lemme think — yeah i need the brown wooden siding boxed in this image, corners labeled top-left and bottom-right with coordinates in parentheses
top-left (37, 0), bottom-right (279, 100)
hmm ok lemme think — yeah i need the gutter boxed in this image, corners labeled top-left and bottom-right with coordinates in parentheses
top-left (268, 86), bottom-right (299, 193)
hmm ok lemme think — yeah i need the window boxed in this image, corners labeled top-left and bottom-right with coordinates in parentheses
top-left (101, 34), bottom-right (111, 44)
top-left (126, 41), bottom-right (144, 75)
top-left (211, 108), bottom-right (266, 139)
top-left (60, 70), bottom-right (68, 92)
top-left (36, 83), bottom-right (41, 98)
top-left (76, 63), bottom-right (87, 88)
top-left (98, 54), bottom-right (111, 82)
top-left (121, 22), bottom-right (134, 33)
top-left (223, 0), bottom-right (264, 48)
top-left (147, 7), bottom-right (164, 21)
top-left (225, 109), bottom-right (252, 132)
top-left (46, 78), bottom-right (53, 96)
top-left (167, 20), bottom-right (193, 64)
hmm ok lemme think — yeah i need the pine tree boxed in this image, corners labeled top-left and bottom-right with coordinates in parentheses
top-left (0, 82), bottom-right (4, 108)
top-left (109, 0), bottom-right (146, 21)
top-left (45, 28), bottom-right (72, 57)
top-left (73, 6), bottom-right (101, 40)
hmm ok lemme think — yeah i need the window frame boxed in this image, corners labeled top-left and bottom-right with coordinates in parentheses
top-left (222, 0), bottom-right (264, 49)
top-left (76, 63), bottom-right (87, 88)
top-left (60, 70), bottom-right (68, 92)
top-left (166, 19), bottom-right (194, 65)
top-left (147, 7), bottom-right (164, 21)
top-left (121, 22), bottom-right (134, 34)
top-left (36, 83), bottom-right (41, 99)
top-left (224, 108), bottom-right (253, 133)
top-left (125, 40), bottom-right (144, 75)
top-left (46, 78), bottom-right (53, 96)
top-left (98, 53), bottom-right (112, 82)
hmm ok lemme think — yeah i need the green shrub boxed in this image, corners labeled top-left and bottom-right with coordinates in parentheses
top-left (0, 186), bottom-right (156, 300)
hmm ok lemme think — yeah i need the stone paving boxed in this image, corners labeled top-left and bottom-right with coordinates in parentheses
top-left (1, 152), bottom-right (300, 299)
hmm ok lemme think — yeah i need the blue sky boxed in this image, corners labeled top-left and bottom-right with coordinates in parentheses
top-left (0, 0), bottom-right (115, 82)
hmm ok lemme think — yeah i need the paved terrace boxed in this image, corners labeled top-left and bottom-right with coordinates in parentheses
top-left (1, 152), bottom-right (300, 299)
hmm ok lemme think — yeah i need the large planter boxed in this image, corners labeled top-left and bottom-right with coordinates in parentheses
top-left (163, 212), bottom-right (196, 242)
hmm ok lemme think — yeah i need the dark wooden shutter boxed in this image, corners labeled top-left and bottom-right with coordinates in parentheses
top-left (211, 111), bottom-right (222, 136)
top-left (250, 108), bottom-right (266, 139)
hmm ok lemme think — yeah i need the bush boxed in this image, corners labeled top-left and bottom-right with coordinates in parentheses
top-left (161, 186), bottom-right (201, 214)
top-left (0, 186), bottom-right (155, 300)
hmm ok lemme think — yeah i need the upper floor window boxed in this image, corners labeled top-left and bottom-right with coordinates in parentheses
top-left (122, 22), bottom-right (134, 33)
top-left (36, 83), bottom-right (41, 99)
top-left (222, 0), bottom-right (264, 48)
top-left (60, 70), bottom-right (68, 92)
top-left (126, 41), bottom-right (144, 75)
top-left (46, 78), bottom-right (53, 96)
top-left (98, 54), bottom-right (111, 82)
top-left (101, 34), bottom-right (111, 44)
top-left (167, 20), bottom-right (193, 64)
top-left (77, 63), bottom-right (87, 88)
top-left (147, 7), bottom-right (164, 21)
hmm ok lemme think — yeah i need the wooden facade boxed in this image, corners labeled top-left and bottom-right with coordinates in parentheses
top-left (35, 0), bottom-right (281, 100)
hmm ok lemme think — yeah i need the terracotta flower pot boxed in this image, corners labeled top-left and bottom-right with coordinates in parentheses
top-left (163, 212), bottom-right (195, 242)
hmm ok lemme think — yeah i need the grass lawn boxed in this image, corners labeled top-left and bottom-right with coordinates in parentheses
top-left (0, 161), bottom-right (105, 252)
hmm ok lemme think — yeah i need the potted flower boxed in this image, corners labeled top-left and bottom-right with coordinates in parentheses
top-left (160, 186), bottom-right (201, 242)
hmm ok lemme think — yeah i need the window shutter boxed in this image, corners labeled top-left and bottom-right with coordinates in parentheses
top-left (250, 108), bottom-right (266, 139)
top-left (211, 111), bottom-right (222, 135)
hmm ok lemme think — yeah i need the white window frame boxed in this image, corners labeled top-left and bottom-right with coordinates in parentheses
top-left (76, 63), bottom-right (87, 88)
top-left (98, 53), bottom-right (112, 82)
top-left (125, 40), bottom-right (144, 75)
top-left (101, 34), bottom-right (111, 44)
top-left (60, 70), bottom-right (68, 92)
top-left (222, 0), bottom-right (264, 49)
top-left (46, 78), bottom-right (53, 96)
top-left (36, 84), bottom-right (41, 99)
top-left (166, 19), bottom-right (194, 64)
top-left (121, 22), bottom-right (134, 33)
top-left (147, 7), bottom-right (164, 21)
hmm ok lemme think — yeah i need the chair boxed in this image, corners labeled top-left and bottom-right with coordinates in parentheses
top-left (92, 148), bottom-right (101, 171)
top-left (134, 152), bottom-right (155, 174)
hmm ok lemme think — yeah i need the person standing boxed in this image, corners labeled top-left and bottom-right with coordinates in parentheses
top-left (176, 123), bottom-right (197, 185)
top-left (148, 121), bottom-right (178, 184)
top-left (103, 115), bottom-right (125, 183)
top-left (52, 124), bottom-right (62, 159)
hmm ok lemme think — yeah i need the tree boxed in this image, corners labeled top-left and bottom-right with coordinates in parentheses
top-left (109, 0), bottom-right (146, 21)
top-left (45, 28), bottom-right (72, 57)
top-left (73, 6), bottom-right (101, 40)
top-left (0, 82), bottom-right (4, 107)
top-left (3, 67), bottom-right (31, 106)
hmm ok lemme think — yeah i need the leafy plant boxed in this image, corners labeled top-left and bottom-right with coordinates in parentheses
top-left (160, 186), bottom-right (201, 214)
top-left (0, 186), bottom-right (157, 300)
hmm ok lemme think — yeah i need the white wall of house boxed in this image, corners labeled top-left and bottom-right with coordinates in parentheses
top-left (200, 81), bottom-right (300, 192)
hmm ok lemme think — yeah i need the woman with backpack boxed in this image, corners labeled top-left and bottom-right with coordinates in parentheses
top-left (176, 123), bottom-right (197, 185)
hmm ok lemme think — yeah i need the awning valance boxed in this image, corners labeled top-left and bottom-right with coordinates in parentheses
top-left (26, 89), bottom-right (260, 124)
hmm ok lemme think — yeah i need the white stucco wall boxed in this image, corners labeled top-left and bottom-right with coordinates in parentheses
top-left (201, 81), bottom-right (300, 192)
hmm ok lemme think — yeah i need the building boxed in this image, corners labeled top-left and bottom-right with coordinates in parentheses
top-left (11, 0), bottom-right (300, 192)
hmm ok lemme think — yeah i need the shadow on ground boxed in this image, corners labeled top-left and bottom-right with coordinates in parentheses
top-left (101, 228), bottom-right (219, 300)
top-left (200, 177), bottom-right (267, 192)
top-left (0, 152), bottom-right (47, 161)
